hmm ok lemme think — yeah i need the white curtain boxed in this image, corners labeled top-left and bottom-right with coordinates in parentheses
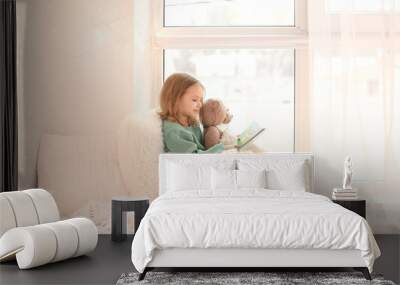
top-left (308, 0), bottom-right (400, 233)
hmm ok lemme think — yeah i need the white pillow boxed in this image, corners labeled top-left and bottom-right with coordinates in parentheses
top-left (236, 169), bottom-right (267, 189)
top-left (211, 168), bottom-right (236, 190)
top-left (237, 159), bottom-right (308, 191)
top-left (266, 162), bottom-right (306, 191)
top-left (167, 162), bottom-right (212, 191)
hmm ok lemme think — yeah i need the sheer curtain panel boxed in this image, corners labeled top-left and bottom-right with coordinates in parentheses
top-left (308, 0), bottom-right (400, 233)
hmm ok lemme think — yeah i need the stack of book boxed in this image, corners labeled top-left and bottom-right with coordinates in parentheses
top-left (332, 188), bottom-right (358, 200)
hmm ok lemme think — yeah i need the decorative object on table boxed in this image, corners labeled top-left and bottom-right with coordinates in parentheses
top-left (116, 271), bottom-right (393, 285)
top-left (343, 155), bottom-right (353, 190)
top-left (0, 189), bottom-right (98, 269)
top-left (332, 156), bottom-right (358, 200)
top-left (332, 199), bottom-right (366, 219)
top-left (112, 196), bottom-right (149, 242)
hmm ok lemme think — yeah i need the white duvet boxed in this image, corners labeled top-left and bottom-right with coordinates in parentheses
top-left (131, 190), bottom-right (380, 273)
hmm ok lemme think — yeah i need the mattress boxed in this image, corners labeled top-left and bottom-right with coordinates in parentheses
top-left (131, 189), bottom-right (380, 273)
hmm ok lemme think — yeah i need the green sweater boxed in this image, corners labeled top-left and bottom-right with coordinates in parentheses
top-left (162, 120), bottom-right (224, 154)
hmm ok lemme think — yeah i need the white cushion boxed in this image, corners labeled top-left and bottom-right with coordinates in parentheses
top-left (238, 159), bottom-right (308, 191)
top-left (211, 168), bottom-right (268, 190)
top-left (167, 162), bottom-right (212, 191)
top-left (212, 168), bottom-right (237, 190)
top-left (24, 189), bottom-right (60, 223)
top-left (160, 155), bottom-right (237, 194)
top-left (42, 221), bottom-right (78, 262)
top-left (237, 169), bottom-right (267, 189)
top-left (267, 162), bottom-right (306, 191)
top-left (0, 196), bottom-right (16, 237)
top-left (65, 218), bottom-right (98, 257)
top-left (117, 110), bottom-right (163, 201)
top-left (0, 192), bottom-right (39, 227)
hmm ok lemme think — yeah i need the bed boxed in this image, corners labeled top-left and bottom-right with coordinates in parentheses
top-left (131, 153), bottom-right (380, 280)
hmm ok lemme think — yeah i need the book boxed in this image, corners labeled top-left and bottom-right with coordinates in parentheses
top-left (332, 187), bottom-right (358, 200)
top-left (332, 195), bottom-right (359, 200)
top-left (236, 122), bottom-right (265, 150)
top-left (333, 192), bottom-right (358, 196)
top-left (333, 188), bottom-right (358, 194)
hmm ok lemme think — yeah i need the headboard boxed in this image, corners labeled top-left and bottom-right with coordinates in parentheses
top-left (159, 153), bottom-right (314, 195)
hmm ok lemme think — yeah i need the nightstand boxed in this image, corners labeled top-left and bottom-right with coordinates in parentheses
top-left (111, 196), bottom-right (149, 242)
top-left (332, 199), bottom-right (366, 218)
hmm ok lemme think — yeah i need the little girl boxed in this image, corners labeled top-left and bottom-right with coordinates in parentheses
top-left (159, 73), bottom-right (224, 153)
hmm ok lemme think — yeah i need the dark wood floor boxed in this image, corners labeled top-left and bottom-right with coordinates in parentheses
top-left (0, 235), bottom-right (134, 285)
top-left (1, 235), bottom-right (399, 285)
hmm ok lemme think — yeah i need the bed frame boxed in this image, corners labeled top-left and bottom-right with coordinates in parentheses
top-left (141, 248), bottom-right (370, 280)
top-left (138, 153), bottom-right (372, 281)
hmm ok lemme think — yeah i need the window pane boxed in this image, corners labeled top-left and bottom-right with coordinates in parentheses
top-left (164, 49), bottom-right (295, 152)
top-left (164, 0), bottom-right (295, 27)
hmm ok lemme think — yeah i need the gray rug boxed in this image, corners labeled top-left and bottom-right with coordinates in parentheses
top-left (116, 271), bottom-right (396, 285)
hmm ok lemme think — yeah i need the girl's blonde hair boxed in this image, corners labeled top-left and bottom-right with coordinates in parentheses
top-left (159, 73), bottom-right (204, 125)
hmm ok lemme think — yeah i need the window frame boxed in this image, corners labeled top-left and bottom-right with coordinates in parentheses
top-left (150, 0), bottom-right (309, 152)
top-left (163, 0), bottom-right (299, 28)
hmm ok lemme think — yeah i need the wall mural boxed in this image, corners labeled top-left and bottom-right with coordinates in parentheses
top-left (38, 112), bottom-right (163, 233)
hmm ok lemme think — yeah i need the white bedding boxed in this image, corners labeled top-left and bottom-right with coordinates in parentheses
top-left (131, 190), bottom-right (380, 273)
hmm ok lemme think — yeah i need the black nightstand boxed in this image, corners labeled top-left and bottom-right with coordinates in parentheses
top-left (111, 196), bottom-right (149, 242)
top-left (333, 199), bottom-right (366, 218)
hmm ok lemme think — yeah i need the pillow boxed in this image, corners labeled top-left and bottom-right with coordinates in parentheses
top-left (266, 162), bottom-right (307, 191)
top-left (211, 168), bottom-right (236, 190)
top-left (211, 168), bottom-right (268, 190)
top-left (237, 159), bottom-right (308, 191)
top-left (236, 169), bottom-right (267, 189)
top-left (167, 162), bottom-right (212, 191)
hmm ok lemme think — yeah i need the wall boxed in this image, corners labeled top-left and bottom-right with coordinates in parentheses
top-left (16, 0), bottom-right (135, 188)
top-left (15, 0), bottom-right (399, 234)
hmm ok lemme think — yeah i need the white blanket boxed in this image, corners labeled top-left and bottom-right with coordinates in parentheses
top-left (131, 190), bottom-right (380, 273)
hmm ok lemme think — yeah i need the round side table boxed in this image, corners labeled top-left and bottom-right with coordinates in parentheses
top-left (111, 196), bottom-right (149, 242)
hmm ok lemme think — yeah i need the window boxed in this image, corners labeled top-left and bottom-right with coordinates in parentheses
top-left (164, 0), bottom-right (295, 27)
top-left (164, 49), bottom-right (295, 151)
top-left (151, 0), bottom-right (307, 152)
